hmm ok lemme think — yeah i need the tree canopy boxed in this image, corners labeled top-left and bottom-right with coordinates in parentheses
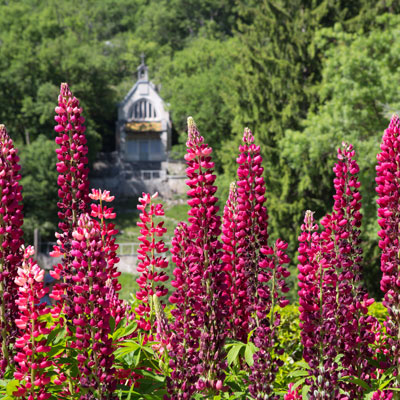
top-left (1, 0), bottom-right (399, 298)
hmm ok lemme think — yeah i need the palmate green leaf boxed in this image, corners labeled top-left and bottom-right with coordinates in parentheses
top-left (6, 380), bottom-right (19, 396)
top-left (301, 384), bottom-right (310, 399)
top-left (244, 342), bottom-right (258, 367)
top-left (226, 342), bottom-right (245, 366)
top-left (229, 393), bottom-right (248, 399)
top-left (340, 376), bottom-right (371, 391)
top-left (295, 360), bottom-right (310, 369)
top-left (134, 377), bottom-right (165, 395)
top-left (142, 390), bottom-right (168, 400)
top-left (46, 326), bottom-right (66, 346)
top-left (291, 377), bottom-right (307, 391)
top-left (110, 316), bottom-right (116, 334)
top-left (288, 370), bottom-right (309, 378)
top-left (139, 369), bottom-right (165, 382)
top-left (114, 341), bottom-right (141, 358)
top-left (112, 321), bottom-right (138, 341)
top-left (0, 379), bottom-right (9, 394)
top-left (46, 345), bottom-right (65, 358)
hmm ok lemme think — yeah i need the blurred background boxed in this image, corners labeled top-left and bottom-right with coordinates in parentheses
top-left (1, 0), bottom-right (400, 301)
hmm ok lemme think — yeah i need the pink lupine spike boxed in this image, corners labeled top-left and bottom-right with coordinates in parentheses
top-left (167, 118), bottom-right (228, 398)
top-left (221, 182), bottom-right (250, 341)
top-left (376, 115), bottom-right (400, 384)
top-left (0, 124), bottom-right (24, 376)
top-left (326, 143), bottom-right (376, 397)
top-left (13, 246), bottom-right (54, 399)
top-left (62, 213), bottom-right (118, 396)
top-left (284, 382), bottom-right (303, 400)
top-left (135, 192), bottom-right (169, 334)
top-left (298, 209), bottom-right (339, 398)
top-left (299, 143), bottom-right (376, 399)
top-left (226, 128), bottom-right (290, 398)
top-left (54, 82), bottom-right (90, 255)
top-left (89, 189), bottom-right (124, 326)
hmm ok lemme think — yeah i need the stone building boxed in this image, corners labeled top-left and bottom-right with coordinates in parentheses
top-left (116, 55), bottom-right (172, 168)
top-left (90, 56), bottom-right (186, 197)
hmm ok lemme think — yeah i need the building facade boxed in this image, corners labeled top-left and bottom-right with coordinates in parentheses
top-left (116, 56), bottom-right (172, 166)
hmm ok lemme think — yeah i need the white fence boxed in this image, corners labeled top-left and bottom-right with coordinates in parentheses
top-left (41, 242), bottom-right (140, 257)
top-left (140, 170), bottom-right (167, 180)
top-left (39, 241), bottom-right (171, 275)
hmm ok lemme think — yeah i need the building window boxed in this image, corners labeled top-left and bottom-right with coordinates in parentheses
top-left (130, 99), bottom-right (157, 120)
top-left (125, 139), bottom-right (164, 161)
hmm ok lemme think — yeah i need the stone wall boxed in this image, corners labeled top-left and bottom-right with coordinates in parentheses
top-left (90, 151), bottom-right (186, 199)
top-left (39, 253), bottom-right (138, 275)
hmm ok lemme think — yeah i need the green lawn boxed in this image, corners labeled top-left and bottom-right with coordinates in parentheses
top-left (118, 272), bottom-right (139, 301)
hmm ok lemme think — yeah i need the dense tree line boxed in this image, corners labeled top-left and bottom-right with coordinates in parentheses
top-left (1, 0), bottom-right (399, 298)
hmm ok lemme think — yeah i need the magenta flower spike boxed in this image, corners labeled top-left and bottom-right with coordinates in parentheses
top-left (13, 246), bottom-right (53, 400)
top-left (227, 128), bottom-right (290, 399)
top-left (372, 390), bottom-right (393, 400)
top-left (53, 82), bottom-right (90, 261)
top-left (284, 383), bottom-right (303, 400)
top-left (221, 182), bottom-right (251, 341)
top-left (325, 143), bottom-right (375, 397)
top-left (298, 210), bottom-right (340, 399)
top-left (167, 222), bottom-right (201, 399)
top-left (299, 143), bottom-right (376, 399)
top-left (0, 124), bottom-right (24, 375)
top-left (63, 213), bottom-right (118, 397)
top-left (89, 188), bottom-right (124, 326)
top-left (167, 117), bottom-right (228, 397)
top-left (135, 192), bottom-right (169, 333)
top-left (376, 115), bottom-right (400, 383)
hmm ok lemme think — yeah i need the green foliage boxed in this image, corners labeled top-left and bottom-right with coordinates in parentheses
top-left (19, 135), bottom-right (58, 241)
top-left (2, 0), bottom-right (400, 302)
top-left (368, 301), bottom-right (388, 324)
top-left (221, 1), bottom-right (400, 300)
top-left (281, 14), bottom-right (400, 298)
top-left (157, 36), bottom-right (238, 171)
top-left (275, 305), bottom-right (302, 389)
top-left (118, 273), bottom-right (140, 302)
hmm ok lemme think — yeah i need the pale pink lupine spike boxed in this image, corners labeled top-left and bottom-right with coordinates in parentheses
top-left (187, 116), bottom-right (204, 145)
top-left (243, 127), bottom-right (254, 144)
top-left (89, 188), bottom-right (115, 202)
top-left (13, 247), bottom-right (54, 398)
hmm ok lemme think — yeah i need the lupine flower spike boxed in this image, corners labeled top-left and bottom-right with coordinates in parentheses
top-left (136, 192), bottom-right (169, 334)
top-left (234, 128), bottom-right (290, 399)
top-left (63, 214), bottom-right (118, 397)
top-left (13, 246), bottom-right (54, 400)
top-left (51, 83), bottom-right (92, 367)
top-left (167, 222), bottom-right (200, 399)
top-left (299, 143), bottom-right (376, 399)
top-left (89, 188), bottom-right (124, 325)
top-left (284, 383), bottom-right (303, 400)
top-left (53, 82), bottom-right (90, 264)
top-left (322, 143), bottom-right (375, 398)
top-left (221, 182), bottom-right (250, 341)
top-left (0, 125), bottom-right (24, 375)
top-left (376, 115), bottom-right (400, 386)
top-left (168, 118), bottom-right (228, 398)
top-left (298, 210), bottom-right (340, 398)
